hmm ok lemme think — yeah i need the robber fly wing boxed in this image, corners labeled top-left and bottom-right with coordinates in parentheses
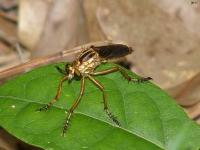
top-left (61, 40), bottom-right (113, 56)
top-left (93, 44), bottom-right (133, 60)
top-left (60, 40), bottom-right (114, 62)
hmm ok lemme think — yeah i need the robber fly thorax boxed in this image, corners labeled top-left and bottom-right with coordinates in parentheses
top-left (67, 46), bottom-right (102, 80)
top-left (38, 43), bottom-right (151, 136)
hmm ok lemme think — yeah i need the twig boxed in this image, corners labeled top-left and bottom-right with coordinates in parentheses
top-left (0, 11), bottom-right (17, 24)
top-left (0, 49), bottom-right (79, 82)
top-left (0, 41), bottom-right (112, 82)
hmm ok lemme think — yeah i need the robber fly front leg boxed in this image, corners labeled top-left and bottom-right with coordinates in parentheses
top-left (91, 66), bottom-right (152, 83)
top-left (38, 76), bottom-right (68, 111)
top-left (87, 75), bottom-right (120, 126)
top-left (62, 77), bottom-right (85, 136)
top-left (55, 66), bottom-right (66, 75)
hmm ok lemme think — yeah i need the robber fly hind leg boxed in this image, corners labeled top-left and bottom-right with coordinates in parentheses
top-left (38, 76), bottom-right (68, 111)
top-left (91, 66), bottom-right (152, 83)
top-left (87, 75), bottom-right (120, 126)
top-left (62, 77), bottom-right (85, 136)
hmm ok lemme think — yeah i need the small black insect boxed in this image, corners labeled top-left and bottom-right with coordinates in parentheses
top-left (38, 43), bottom-right (152, 136)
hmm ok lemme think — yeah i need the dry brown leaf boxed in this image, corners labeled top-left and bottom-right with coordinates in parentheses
top-left (33, 0), bottom-right (89, 57)
top-left (18, 0), bottom-right (52, 50)
top-left (168, 72), bottom-right (200, 107)
top-left (184, 102), bottom-right (200, 124)
top-left (96, 0), bottom-right (200, 90)
top-left (18, 0), bottom-right (89, 57)
top-left (83, 0), bottom-right (106, 41)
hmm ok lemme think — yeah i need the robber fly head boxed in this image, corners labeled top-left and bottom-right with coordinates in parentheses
top-left (68, 66), bottom-right (75, 80)
top-left (64, 63), bottom-right (75, 80)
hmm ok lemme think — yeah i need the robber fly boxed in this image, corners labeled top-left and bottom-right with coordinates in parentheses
top-left (38, 43), bottom-right (152, 136)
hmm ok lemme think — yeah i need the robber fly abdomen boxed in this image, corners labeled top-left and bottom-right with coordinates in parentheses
top-left (38, 43), bottom-right (152, 136)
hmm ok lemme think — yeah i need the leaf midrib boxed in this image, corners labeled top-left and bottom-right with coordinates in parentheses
top-left (0, 95), bottom-right (164, 149)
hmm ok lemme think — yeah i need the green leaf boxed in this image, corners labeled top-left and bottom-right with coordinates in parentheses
top-left (0, 63), bottom-right (199, 150)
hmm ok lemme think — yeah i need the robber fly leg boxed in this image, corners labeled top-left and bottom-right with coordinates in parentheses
top-left (88, 75), bottom-right (120, 126)
top-left (91, 66), bottom-right (152, 83)
top-left (62, 77), bottom-right (85, 136)
top-left (55, 66), bottom-right (66, 75)
top-left (38, 76), bottom-right (68, 111)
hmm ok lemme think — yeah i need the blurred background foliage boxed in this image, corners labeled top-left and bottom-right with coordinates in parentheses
top-left (0, 0), bottom-right (199, 149)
